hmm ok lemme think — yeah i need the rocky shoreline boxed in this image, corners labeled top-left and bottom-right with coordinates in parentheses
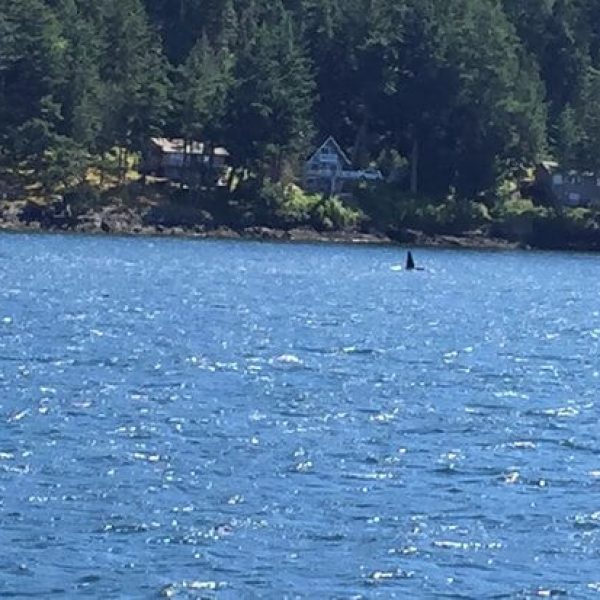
top-left (0, 199), bottom-right (522, 250)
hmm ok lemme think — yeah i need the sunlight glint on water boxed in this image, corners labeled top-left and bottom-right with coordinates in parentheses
top-left (0, 234), bottom-right (599, 598)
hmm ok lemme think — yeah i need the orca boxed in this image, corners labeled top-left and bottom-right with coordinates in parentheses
top-left (405, 251), bottom-right (425, 271)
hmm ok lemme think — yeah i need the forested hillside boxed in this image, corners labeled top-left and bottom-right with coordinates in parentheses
top-left (2, 0), bottom-right (600, 201)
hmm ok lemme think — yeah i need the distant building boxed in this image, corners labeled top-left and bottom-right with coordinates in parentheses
top-left (534, 161), bottom-right (600, 207)
top-left (142, 137), bottom-right (229, 183)
top-left (303, 136), bottom-right (383, 195)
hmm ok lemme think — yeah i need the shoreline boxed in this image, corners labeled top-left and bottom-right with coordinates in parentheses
top-left (3, 198), bottom-right (594, 252)
top-left (0, 213), bottom-right (521, 250)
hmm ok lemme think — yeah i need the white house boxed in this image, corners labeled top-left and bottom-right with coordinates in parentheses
top-left (303, 136), bottom-right (382, 194)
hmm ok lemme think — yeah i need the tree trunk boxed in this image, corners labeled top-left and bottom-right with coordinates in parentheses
top-left (352, 116), bottom-right (369, 167)
top-left (139, 146), bottom-right (147, 186)
top-left (208, 143), bottom-right (223, 190)
top-left (99, 153), bottom-right (105, 187)
top-left (117, 147), bottom-right (123, 175)
top-left (205, 141), bottom-right (215, 189)
top-left (122, 149), bottom-right (129, 183)
top-left (410, 137), bottom-right (419, 195)
top-left (181, 139), bottom-right (189, 190)
top-left (226, 166), bottom-right (236, 191)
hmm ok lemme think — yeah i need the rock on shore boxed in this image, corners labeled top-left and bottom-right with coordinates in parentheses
top-left (0, 199), bottom-right (522, 250)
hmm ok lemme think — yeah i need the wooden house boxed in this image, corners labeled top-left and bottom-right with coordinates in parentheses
top-left (142, 137), bottom-right (229, 183)
top-left (534, 161), bottom-right (600, 207)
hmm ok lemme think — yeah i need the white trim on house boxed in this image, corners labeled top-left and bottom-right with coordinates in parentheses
top-left (303, 136), bottom-right (382, 194)
top-left (306, 136), bottom-right (352, 169)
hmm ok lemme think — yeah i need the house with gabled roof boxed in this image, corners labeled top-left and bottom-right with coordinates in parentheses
top-left (303, 136), bottom-right (382, 195)
top-left (533, 160), bottom-right (600, 207)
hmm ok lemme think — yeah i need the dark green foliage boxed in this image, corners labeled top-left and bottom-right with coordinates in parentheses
top-left (2, 0), bottom-right (600, 225)
top-left (356, 185), bottom-right (492, 236)
top-left (223, 4), bottom-right (315, 181)
top-left (173, 34), bottom-right (233, 189)
top-left (0, 0), bottom-right (65, 156)
top-left (97, 0), bottom-right (170, 157)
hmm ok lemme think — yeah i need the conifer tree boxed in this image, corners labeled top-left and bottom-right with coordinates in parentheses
top-left (174, 34), bottom-right (233, 187)
top-left (5, 0), bottom-right (600, 203)
top-left (225, 3), bottom-right (315, 181)
top-left (98, 0), bottom-right (169, 169)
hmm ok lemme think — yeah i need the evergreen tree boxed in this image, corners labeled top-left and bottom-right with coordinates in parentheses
top-left (225, 4), bottom-right (315, 181)
top-left (0, 0), bottom-right (65, 152)
top-left (98, 0), bottom-right (169, 166)
top-left (174, 35), bottom-right (233, 186)
top-left (575, 67), bottom-right (600, 172)
top-left (441, 0), bottom-right (547, 196)
top-left (554, 104), bottom-right (583, 169)
top-left (53, 0), bottom-right (105, 151)
top-left (5, 0), bottom-right (600, 206)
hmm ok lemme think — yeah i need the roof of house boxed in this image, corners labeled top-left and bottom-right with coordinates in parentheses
top-left (538, 160), bottom-right (559, 172)
top-left (538, 161), bottom-right (600, 178)
top-left (150, 137), bottom-right (229, 157)
top-left (308, 136), bottom-right (352, 167)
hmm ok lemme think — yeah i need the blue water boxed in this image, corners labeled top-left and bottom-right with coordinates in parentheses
top-left (1, 234), bottom-right (600, 598)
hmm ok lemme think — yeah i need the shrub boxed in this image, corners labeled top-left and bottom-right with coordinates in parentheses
top-left (247, 181), bottom-right (364, 230)
top-left (563, 207), bottom-right (597, 232)
top-left (491, 198), bottom-right (549, 220)
top-left (313, 196), bottom-right (363, 230)
top-left (62, 183), bottom-right (103, 215)
top-left (275, 183), bottom-right (320, 226)
top-left (418, 197), bottom-right (491, 233)
top-left (355, 184), bottom-right (491, 234)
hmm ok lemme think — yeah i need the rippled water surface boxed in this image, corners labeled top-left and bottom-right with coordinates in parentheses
top-left (1, 234), bottom-right (600, 598)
